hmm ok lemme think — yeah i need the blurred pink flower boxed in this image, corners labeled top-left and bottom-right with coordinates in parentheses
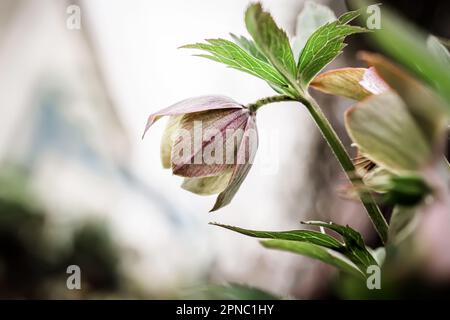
top-left (417, 167), bottom-right (450, 281)
top-left (359, 67), bottom-right (390, 95)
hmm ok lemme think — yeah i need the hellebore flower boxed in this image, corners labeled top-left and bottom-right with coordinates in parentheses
top-left (143, 95), bottom-right (258, 211)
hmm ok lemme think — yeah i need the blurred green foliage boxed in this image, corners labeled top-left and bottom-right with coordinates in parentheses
top-left (0, 168), bottom-right (123, 298)
top-left (180, 283), bottom-right (279, 300)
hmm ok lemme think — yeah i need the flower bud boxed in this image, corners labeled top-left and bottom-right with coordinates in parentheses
top-left (143, 95), bottom-right (258, 211)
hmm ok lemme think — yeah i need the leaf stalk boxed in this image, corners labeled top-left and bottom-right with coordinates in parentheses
top-left (247, 94), bottom-right (389, 243)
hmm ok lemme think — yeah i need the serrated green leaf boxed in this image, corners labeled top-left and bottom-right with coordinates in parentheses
top-left (302, 220), bottom-right (378, 271)
top-left (245, 3), bottom-right (301, 95)
top-left (182, 39), bottom-right (293, 96)
top-left (345, 91), bottom-right (432, 173)
top-left (212, 220), bottom-right (376, 276)
top-left (338, 9), bottom-right (362, 24)
top-left (261, 240), bottom-right (364, 278)
top-left (229, 33), bottom-right (268, 63)
top-left (297, 10), bottom-right (367, 86)
top-left (211, 222), bottom-right (343, 250)
top-left (292, 1), bottom-right (336, 61)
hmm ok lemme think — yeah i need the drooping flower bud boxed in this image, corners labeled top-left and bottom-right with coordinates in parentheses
top-left (143, 95), bottom-right (258, 211)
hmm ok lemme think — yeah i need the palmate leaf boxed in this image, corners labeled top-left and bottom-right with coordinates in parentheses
top-left (261, 240), bottom-right (364, 278)
top-left (181, 39), bottom-right (294, 96)
top-left (229, 33), bottom-right (268, 63)
top-left (230, 33), bottom-right (294, 96)
top-left (212, 221), bottom-right (377, 277)
top-left (302, 221), bottom-right (378, 271)
top-left (297, 10), bottom-right (367, 87)
top-left (337, 9), bottom-right (362, 24)
top-left (292, 1), bottom-right (337, 60)
top-left (210, 223), bottom-right (343, 250)
top-left (245, 3), bottom-right (300, 94)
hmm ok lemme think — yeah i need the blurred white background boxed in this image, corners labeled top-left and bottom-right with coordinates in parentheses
top-left (0, 0), bottom-right (356, 298)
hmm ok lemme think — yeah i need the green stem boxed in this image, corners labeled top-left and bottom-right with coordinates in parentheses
top-left (246, 94), bottom-right (389, 243)
top-left (299, 95), bottom-right (388, 244)
top-left (247, 95), bottom-right (295, 112)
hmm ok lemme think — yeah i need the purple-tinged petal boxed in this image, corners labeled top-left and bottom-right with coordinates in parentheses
top-left (359, 67), bottom-right (390, 95)
top-left (172, 108), bottom-right (250, 178)
top-left (210, 114), bottom-right (258, 211)
top-left (143, 95), bottom-right (243, 138)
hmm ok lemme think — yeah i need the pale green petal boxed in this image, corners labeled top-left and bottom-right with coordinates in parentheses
top-left (362, 167), bottom-right (393, 192)
top-left (427, 35), bottom-right (450, 65)
top-left (388, 206), bottom-right (418, 245)
top-left (360, 52), bottom-right (448, 147)
top-left (345, 91), bottom-right (431, 173)
top-left (160, 116), bottom-right (182, 168)
top-left (181, 171), bottom-right (233, 195)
